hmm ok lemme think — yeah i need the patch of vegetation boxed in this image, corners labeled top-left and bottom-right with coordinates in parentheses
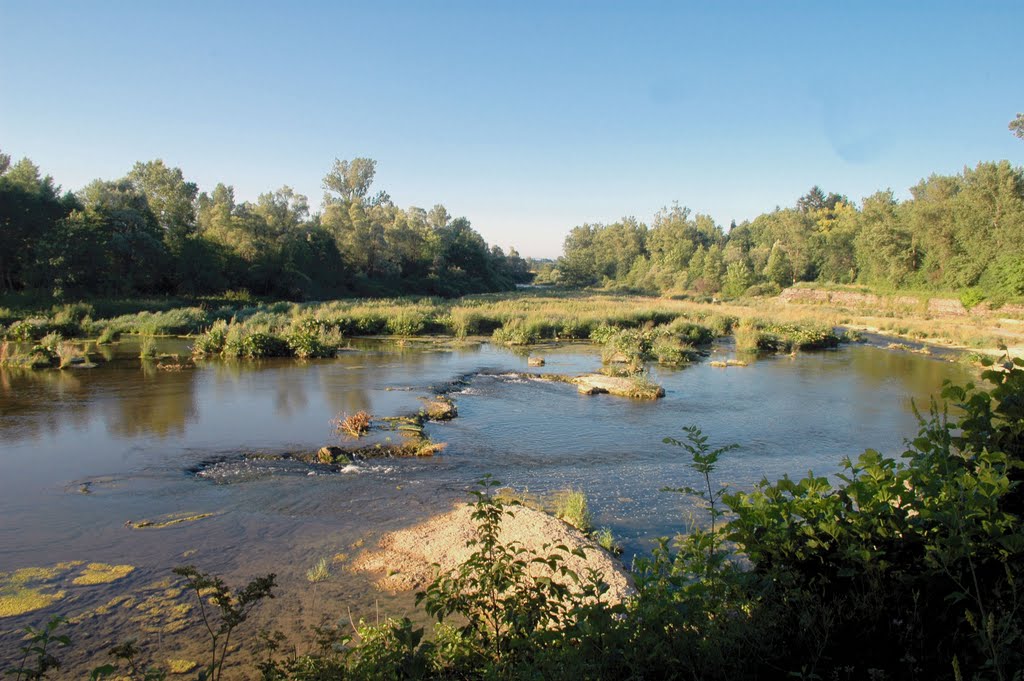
top-left (71, 563), bottom-right (134, 586)
top-left (125, 512), bottom-right (216, 530)
top-left (305, 558), bottom-right (330, 584)
top-left (553, 489), bottom-right (593, 533)
top-left (333, 410), bottom-right (372, 439)
top-left (421, 396), bottom-right (457, 421)
top-left (594, 527), bottom-right (623, 555)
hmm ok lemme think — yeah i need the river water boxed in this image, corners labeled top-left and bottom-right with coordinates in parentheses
top-left (0, 338), bottom-right (973, 672)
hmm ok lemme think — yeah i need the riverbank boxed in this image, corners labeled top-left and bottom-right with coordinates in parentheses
top-left (6, 287), bottom-right (998, 374)
top-left (5, 287), bottom-right (1018, 357)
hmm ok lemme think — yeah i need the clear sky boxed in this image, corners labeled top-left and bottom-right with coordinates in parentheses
top-left (2, 1), bottom-right (1022, 258)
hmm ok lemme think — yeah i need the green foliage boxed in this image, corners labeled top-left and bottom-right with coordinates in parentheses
top-left (763, 241), bottom-right (794, 288)
top-left (6, 615), bottom-right (70, 681)
top-left (721, 260), bottom-right (753, 298)
top-left (594, 527), bottom-right (623, 555)
top-left (192, 320), bottom-right (228, 356)
top-left (138, 334), bottom-right (157, 359)
top-left (416, 476), bottom-right (608, 673)
top-left (90, 640), bottom-right (167, 681)
top-left (285, 319), bottom-right (339, 359)
top-left (386, 310), bottom-right (428, 337)
top-left (743, 282), bottom-right (781, 297)
top-left (734, 318), bottom-right (839, 354)
top-left (305, 558), bottom-right (330, 584)
top-left (553, 489), bottom-right (592, 533)
top-left (553, 165), bottom-right (1024, 304)
top-left (172, 565), bottom-right (277, 681)
top-left (651, 335), bottom-right (698, 365)
top-left (221, 325), bottom-right (289, 359)
top-left (959, 286), bottom-right (987, 310)
top-left (599, 326), bottom-right (655, 368)
top-left (492, 319), bottom-right (540, 345)
top-left (3, 154), bottom-right (525, 300)
top-left (723, 353), bottom-right (1024, 678)
top-left (5, 319), bottom-right (43, 341)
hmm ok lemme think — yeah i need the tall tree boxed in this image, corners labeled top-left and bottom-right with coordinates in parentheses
top-left (0, 156), bottom-right (73, 291)
top-left (1010, 113), bottom-right (1024, 140)
top-left (126, 160), bottom-right (198, 255)
top-left (854, 190), bottom-right (916, 288)
top-left (322, 157), bottom-right (377, 205)
top-left (763, 241), bottom-right (794, 288)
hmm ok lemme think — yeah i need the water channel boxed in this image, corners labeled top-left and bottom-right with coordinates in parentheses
top-left (0, 337), bottom-right (974, 672)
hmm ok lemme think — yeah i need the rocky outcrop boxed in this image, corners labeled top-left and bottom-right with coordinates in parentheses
top-left (572, 373), bottom-right (664, 399)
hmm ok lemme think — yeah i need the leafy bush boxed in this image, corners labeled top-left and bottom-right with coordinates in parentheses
top-left (652, 335), bottom-right (698, 365)
top-left (285, 326), bottom-right (336, 359)
top-left (416, 477), bottom-right (608, 673)
top-left (743, 282), bottom-right (782, 298)
top-left (386, 311), bottom-right (428, 336)
top-left (600, 327), bottom-right (656, 367)
top-left (723, 353), bottom-right (1024, 677)
top-left (192, 320), bottom-right (228, 356)
top-left (959, 287), bottom-right (987, 311)
top-left (5, 319), bottom-right (43, 341)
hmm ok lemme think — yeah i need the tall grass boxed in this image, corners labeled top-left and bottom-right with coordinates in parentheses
top-left (553, 489), bottom-right (592, 533)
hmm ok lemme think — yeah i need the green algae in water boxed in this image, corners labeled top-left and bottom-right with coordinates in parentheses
top-left (167, 658), bottom-right (198, 674)
top-left (72, 562), bottom-right (135, 585)
top-left (0, 562), bottom-right (81, 618)
top-left (125, 512), bottom-right (216, 529)
top-left (0, 585), bottom-right (66, 618)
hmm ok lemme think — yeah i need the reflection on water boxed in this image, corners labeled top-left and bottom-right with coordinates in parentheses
top-left (0, 339), bottom-right (974, 673)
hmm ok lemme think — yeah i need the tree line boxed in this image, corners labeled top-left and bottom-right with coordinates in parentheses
top-left (0, 153), bottom-right (531, 299)
top-left (555, 158), bottom-right (1024, 303)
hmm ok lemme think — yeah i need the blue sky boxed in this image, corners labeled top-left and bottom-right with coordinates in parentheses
top-left (2, 1), bottom-right (1022, 258)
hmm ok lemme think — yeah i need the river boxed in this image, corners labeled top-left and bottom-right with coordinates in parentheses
top-left (0, 337), bottom-right (973, 673)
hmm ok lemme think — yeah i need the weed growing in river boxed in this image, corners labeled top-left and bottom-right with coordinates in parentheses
top-left (594, 527), bottom-right (623, 555)
top-left (333, 411), bottom-right (372, 439)
top-left (306, 558), bottom-right (330, 584)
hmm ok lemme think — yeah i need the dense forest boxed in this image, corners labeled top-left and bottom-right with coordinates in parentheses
top-left (0, 153), bottom-right (531, 299)
top-left (3, 117), bottom-right (1023, 305)
top-left (553, 159), bottom-right (1024, 304)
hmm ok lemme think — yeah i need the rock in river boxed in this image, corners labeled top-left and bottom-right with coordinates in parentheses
top-left (572, 373), bottom-right (664, 399)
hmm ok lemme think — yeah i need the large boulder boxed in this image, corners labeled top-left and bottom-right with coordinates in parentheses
top-left (572, 373), bottom-right (664, 399)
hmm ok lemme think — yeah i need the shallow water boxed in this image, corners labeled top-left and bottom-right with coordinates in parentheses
top-left (0, 338), bottom-right (973, 672)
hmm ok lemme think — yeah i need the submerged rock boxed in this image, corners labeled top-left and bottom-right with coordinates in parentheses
top-left (317, 445), bottom-right (353, 464)
top-left (527, 356), bottom-right (546, 367)
top-left (572, 373), bottom-right (664, 399)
